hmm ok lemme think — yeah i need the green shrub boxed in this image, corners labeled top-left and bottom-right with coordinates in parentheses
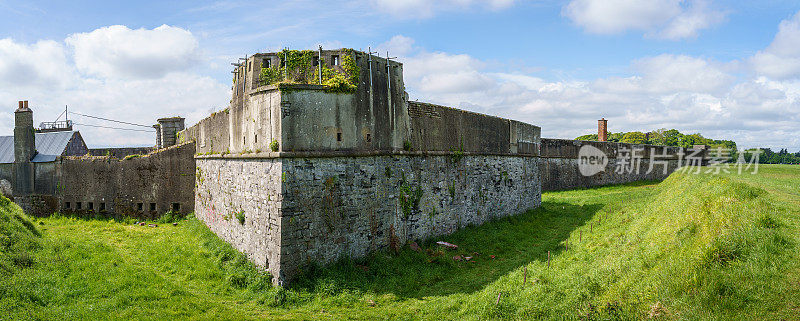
top-left (157, 210), bottom-right (187, 224)
top-left (270, 139), bottom-right (279, 152)
top-left (235, 211), bottom-right (246, 225)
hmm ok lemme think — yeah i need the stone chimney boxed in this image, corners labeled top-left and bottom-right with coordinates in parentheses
top-left (598, 118), bottom-right (608, 142)
top-left (13, 101), bottom-right (36, 195)
top-left (154, 117), bottom-right (185, 148)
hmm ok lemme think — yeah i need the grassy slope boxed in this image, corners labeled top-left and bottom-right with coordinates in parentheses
top-left (1, 165), bottom-right (798, 320)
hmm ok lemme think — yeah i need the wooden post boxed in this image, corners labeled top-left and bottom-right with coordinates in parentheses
top-left (579, 230), bottom-right (582, 242)
top-left (547, 251), bottom-right (551, 268)
top-left (565, 240), bottom-right (568, 251)
top-left (496, 292), bottom-right (502, 305)
top-left (523, 266), bottom-right (527, 284)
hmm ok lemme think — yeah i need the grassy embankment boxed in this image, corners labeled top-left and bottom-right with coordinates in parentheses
top-left (1, 165), bottom-right (798, 320)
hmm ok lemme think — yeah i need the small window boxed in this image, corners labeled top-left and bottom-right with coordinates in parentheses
top-left (65, 202), bottom-right (71, 209)
top-left (254, 134), bottom-right (258, 144)
top-left (243, 136), bottom-right (246, 145)
top-left (88, 202), bottom-right (94, 210)
top-left (331, 55), bottom-right (340, 66)
top-left (312, 56), bottom-right (319, 66)
top-left (248, 61), bottom-right (251, 71)
top-left (366, 133), bottom-right (371, 142)
top-left (262, 59), bottom-right (271, 69)
top-left (172, 203), bottom-right (181, 212)
top-left (280, 59), bottom-right (286, 67)
top-left (137, 203), bottom-right (143, 211)
top-left (337, 132), bottom-right (342, 142)
top-left (100, 203), bottom-right (106, 211)
top-left (77, 202), bottom-right (82, 210)
top-left (150, 203), bottom-right (156, 212)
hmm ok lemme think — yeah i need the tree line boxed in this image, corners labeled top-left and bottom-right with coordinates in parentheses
top-left (575, 129), bottom-right (798, 164)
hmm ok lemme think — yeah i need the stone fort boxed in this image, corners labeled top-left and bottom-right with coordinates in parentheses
top-left (8, 48), bottom-right (695, 285)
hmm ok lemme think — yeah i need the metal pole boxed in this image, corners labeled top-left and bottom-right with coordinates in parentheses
top-left (386, 51), bottom-right (396, 132)
top-left (387, 51), bottom-right (391, 95)
top-left (367, 47), bottom-right (378, 128)
top-left (318, 45), bottom-right (323, 84)
top-left (368, 46), bottom-right (373, 94)
top-left (284, 47), bottom-right (288, 81)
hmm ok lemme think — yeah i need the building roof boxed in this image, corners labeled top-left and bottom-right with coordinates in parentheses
top-left (0, 131), bottom-right (80, 163)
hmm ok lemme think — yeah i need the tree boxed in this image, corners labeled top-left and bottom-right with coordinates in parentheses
top-left (647, 128), bottom-right (667, 145)
top-left (662, 129), bottom-right (683, 147)
top-left (620, 132), bottom-right (647, 144)
top-left (680, 134), bottom-right (710, 149)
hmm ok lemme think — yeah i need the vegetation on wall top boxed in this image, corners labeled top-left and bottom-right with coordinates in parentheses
top-left (259, 49), bottom-right (360, 94)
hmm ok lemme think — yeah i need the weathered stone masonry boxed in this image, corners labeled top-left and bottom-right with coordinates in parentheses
top-left (183, 48), bottom-right (543, 284)
top-left (180, 48), bottom-right (694, 284)
top-left (540, 138), bottom-right (689, 191)
top-left (58, 142), bottom-right (196, 218)
top-left (195, 153), bottom-right (540, 281)
top-left (5, 100), bottom-right (195, 218)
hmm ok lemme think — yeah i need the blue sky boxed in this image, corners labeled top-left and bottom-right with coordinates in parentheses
top-left (0, 0), bottom-right (799, 150)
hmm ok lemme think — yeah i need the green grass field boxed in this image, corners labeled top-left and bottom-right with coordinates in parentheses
top-left (1, 165), bottom-right (799, 320)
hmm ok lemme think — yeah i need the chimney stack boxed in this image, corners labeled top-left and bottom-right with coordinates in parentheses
top-left (598, 118), bottom-right (608, 142)
top-left (13, 100), bottom-right (36, 196)
top-left (154, 117), bottom-right (185, 149)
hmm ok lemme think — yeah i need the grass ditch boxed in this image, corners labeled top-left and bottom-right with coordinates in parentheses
top-left (0, 165), bottom-right (798, 319)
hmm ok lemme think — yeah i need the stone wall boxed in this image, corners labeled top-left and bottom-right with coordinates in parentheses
top-left (89, 147), bottom-right (155, 158)
top-left (57, 142), bottom-right (196, 218)
top-left (194, 157), bottom-right (283, 279)
top-left (540, 138), bottom-right (698, 191)
top-left (408, 102), bottom-right (540, 155)
top-left (195, 153), bottom-right (540, 283)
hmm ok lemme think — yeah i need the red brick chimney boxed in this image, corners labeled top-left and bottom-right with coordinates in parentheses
top-left (598, 118), bottom-right (608, 142)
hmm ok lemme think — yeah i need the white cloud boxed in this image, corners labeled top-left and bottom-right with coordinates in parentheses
top-left (0, 39), bottom-right (74, 88)
top-left (563, 0), bottom-right (726, 40)
top-left (376, 35), bottom-right (415, 56)
top-left (752, 12), bottom-right (800, 79)
top-left (66, 25), bottom-right (200, 79)
top-left (370, 0), bottom-right (515, 19)
top-left (0, 27), bottom-right (229, 147)
top-left (657, 0), bottom-right (726, 40)
top-left (632, 54), bottom-right (733, 94)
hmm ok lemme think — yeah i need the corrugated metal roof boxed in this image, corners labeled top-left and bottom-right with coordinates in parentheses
top-left (0, 136), bottom-right (13, 164)
top-left (0, 131), bottom-right (78, 164)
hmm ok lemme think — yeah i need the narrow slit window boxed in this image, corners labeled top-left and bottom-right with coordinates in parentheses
top-left (150, 203), bottom-right (156, 212)
top-left (366, 133), bottom-right (371, 142)
top-left (337, 132), bottom-right (342, 142)
top-left (137, 203), bottom-right (143, 211)
top-left (88, 202), bottom-right (94, 210)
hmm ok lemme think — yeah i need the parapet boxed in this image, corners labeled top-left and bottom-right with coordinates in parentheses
top-left (180, 47), bottom-right (540, 158)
